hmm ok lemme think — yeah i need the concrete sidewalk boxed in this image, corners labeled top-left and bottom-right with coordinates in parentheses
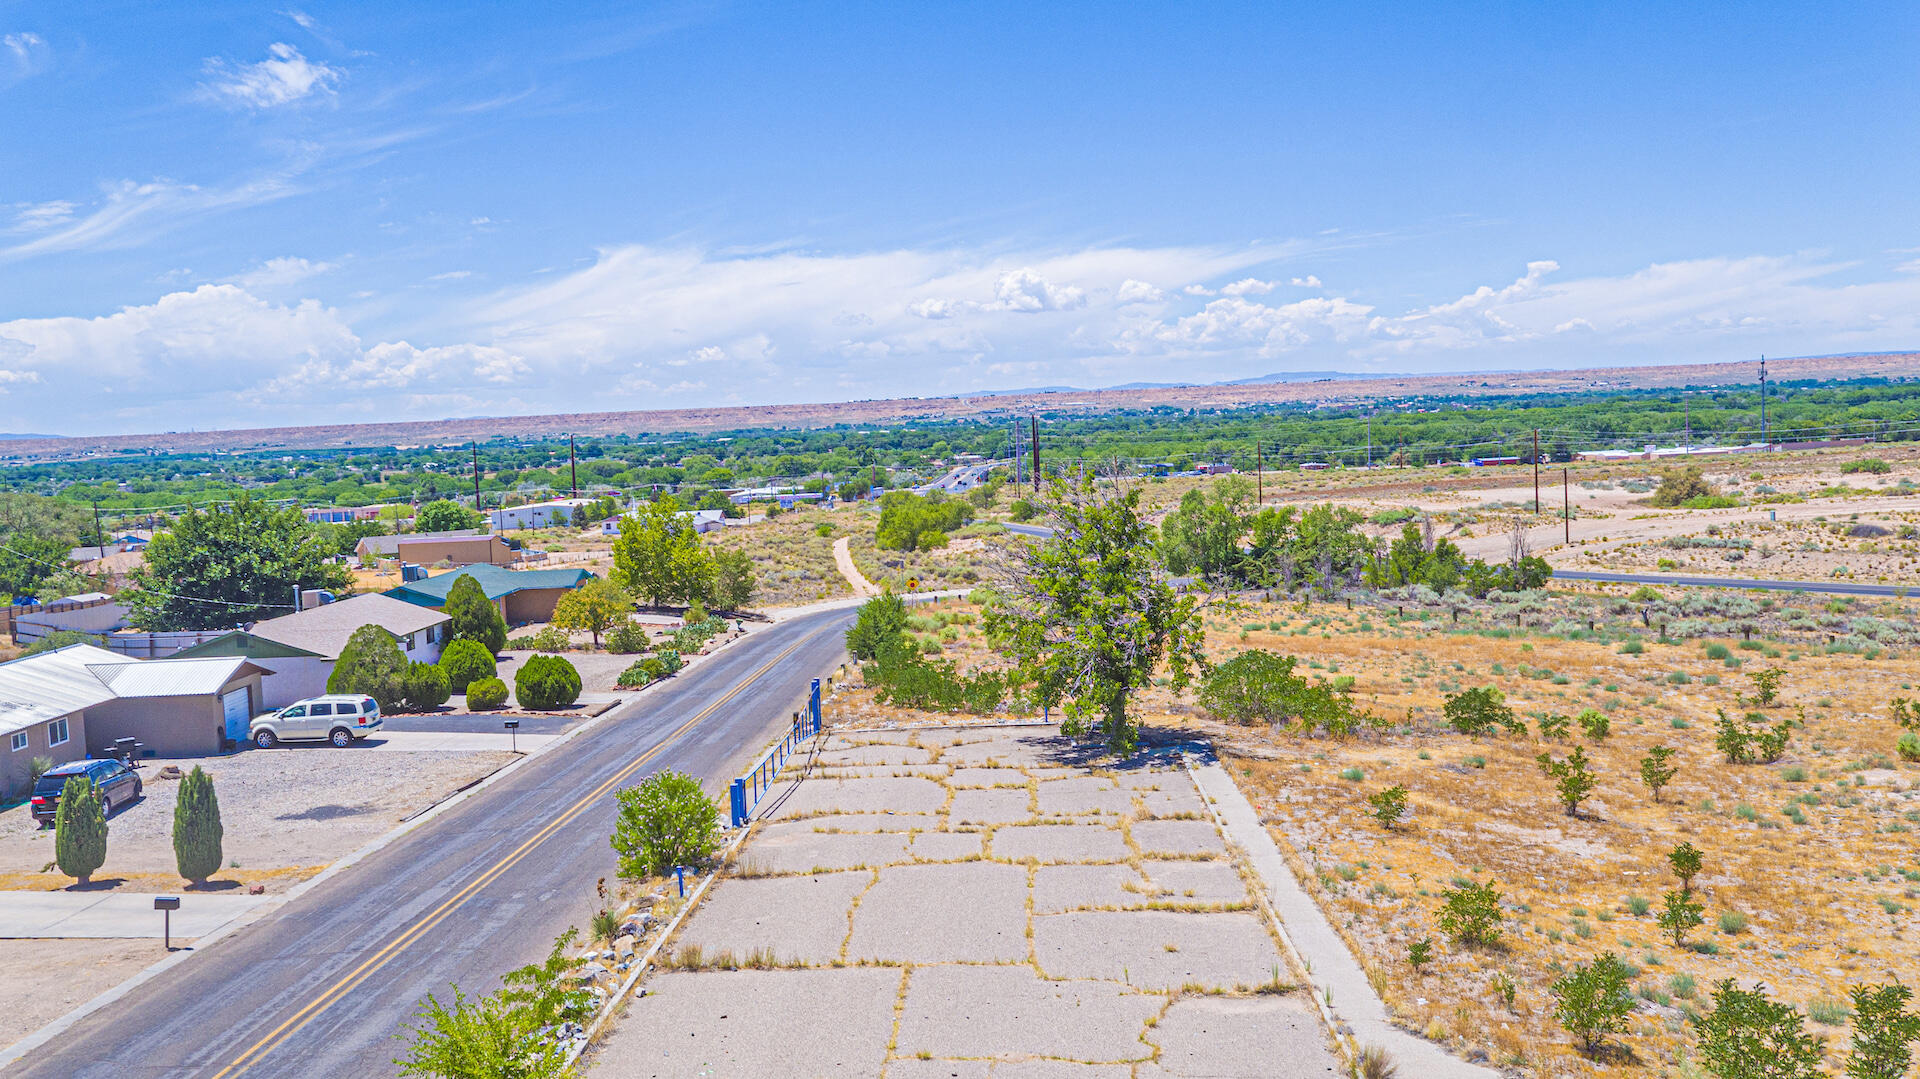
top-left (1189, 761), bottom-right (1495, 1079)
top-left (0, 891), bottom-right (271, 939)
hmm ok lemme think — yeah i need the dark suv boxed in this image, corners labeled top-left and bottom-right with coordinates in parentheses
top-left (30, 759), bottom-right (143, 824)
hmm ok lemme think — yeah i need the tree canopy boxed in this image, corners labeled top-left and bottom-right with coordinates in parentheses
top-left (611, 496), bottom-right (714, 607)
top-left (413, 499), bottom-right (483, 533)
top-left (127, 496), bottom-right (349, 631)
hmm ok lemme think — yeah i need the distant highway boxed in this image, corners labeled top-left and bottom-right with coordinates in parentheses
top-left (999, 522), bottom-right (1904, 599)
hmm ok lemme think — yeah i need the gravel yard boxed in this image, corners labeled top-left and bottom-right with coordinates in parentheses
top-left (0, 939), bottom-right (161, 1053)
top-left (0, 746), bottom-right (514, 892)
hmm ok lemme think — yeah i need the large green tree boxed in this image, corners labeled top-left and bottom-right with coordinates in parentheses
top-left (328, 624), bottom-right (410, 711)
top-left (127, 496), bottom-right (349, 631)
top-left (550, 576), bottom-right (632, 648)
top-left (611, 496), bottom-right (714, 607)
top-left (985, 473), bottom-right (1205, 754)
top-left (413, 499), bottom-right (483, 533)
top-left (443, 573), bottom-right (508, 654)
top-left (1157, 476), bottom-right (1254, 581)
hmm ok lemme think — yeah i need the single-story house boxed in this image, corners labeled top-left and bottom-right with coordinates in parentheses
top-left (174, 592), bottom-right (452, 708)
top-left (385, 564), bottom-right (593, 626)
top-left (0, 643), bottom-right (267, 794)
top-left (357, 529), bottom-right (487, 564)
top-left (489, 498), bottom-right (599, 532)
top-left (729, 486), bottom-right (824, 508)
top-left (600, 508), bottom-right (726, 536)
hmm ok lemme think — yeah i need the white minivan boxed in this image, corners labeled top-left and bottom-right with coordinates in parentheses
top-left (250, 694), bottom-right (382, 748)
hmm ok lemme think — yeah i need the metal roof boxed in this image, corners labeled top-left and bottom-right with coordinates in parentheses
top-left (385, 564), bottom-right (592, 605)
top-left (170, 631), bottom-right (324, 661)
top-left (0, 643), bottom-right (122, 734)
top-left (87, 657), bottom-right (266, 698)
top-left (245, 592), bottom-right (451, 659)
top-left (355, 529), bottom-right (484, 557)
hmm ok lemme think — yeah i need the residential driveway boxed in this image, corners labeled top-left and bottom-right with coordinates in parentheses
top-left (586, 728), bottom-right (1342, 1078)
top-left (0, 891), bottom-right (270, 939)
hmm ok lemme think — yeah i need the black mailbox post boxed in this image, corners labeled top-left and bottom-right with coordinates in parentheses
top-left (154, 895), bottom-right (181, 950)
top-left (504, 720), bottom-right (519, 754)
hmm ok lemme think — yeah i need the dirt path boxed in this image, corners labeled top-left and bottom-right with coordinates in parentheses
top-left (832, 535), bottom-right (879, 596)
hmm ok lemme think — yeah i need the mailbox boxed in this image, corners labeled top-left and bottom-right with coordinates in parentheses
top-left (154, 896), bottom-right (180, 912)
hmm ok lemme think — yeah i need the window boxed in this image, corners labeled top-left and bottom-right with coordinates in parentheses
top-left (47, 718), bottom-right (68, 747)
top-left (282, 705), bottom-right (307, 718)
top-left (9, 732), bottom-right (25, 752)
top-left (404, 632), bottom-right (415, 652)
top-left (310, 704), bottom-right (333, 717)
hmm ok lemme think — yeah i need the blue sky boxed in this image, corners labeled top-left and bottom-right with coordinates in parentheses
top-left (3, 2), bottom-right (1918, 434)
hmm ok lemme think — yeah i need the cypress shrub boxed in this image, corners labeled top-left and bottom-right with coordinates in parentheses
top-left (465, 676), bottom-right (509, 711)
top-left (515, 655), bottom-right (582, 710)
top-left (401, 661), bottom-right (451, 712)
top-left (437, 638), bottom-right (497, 693)
top-left (444, 574), bottom-right (507, 654)
top-left (54, 776), bottom-right (107, 885)
top-left (172, 765), bottom-right (223, 885)
top-left (328, 624), bottom-right (409, 711)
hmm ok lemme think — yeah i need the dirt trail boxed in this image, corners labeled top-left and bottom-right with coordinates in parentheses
top-left (832, 536), bottom-right (879, 596)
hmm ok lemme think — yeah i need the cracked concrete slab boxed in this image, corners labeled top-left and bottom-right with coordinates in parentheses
top-left (1035, 776), bottom-right (1134, 816)
top-left (990, 823), bottom-right (1130, 863)
top-left (764, 811), bottom-right (939, 833)
top-left (847, 862), bottom-right (1029, 962)
top-left (766, 775), bottom-right (949, 817)
top-left (949, 767), bottom-right (1028, 787)
top-left (992, 1063), bottom-right (1136, 1079)
top-left (809, 763), bottom-right (954, 779)
top-left (593, 967), bottom-right (899, 1078)
top-left (909, 830), bottom-right (985, 860)
top-left (737, 824), bottom-right (912, 874)
top-left (1032, 910), bottom-right (1284, 990)
top-left (949, 786), bottom-right (1033, 824)
top-left (1138, 995), bottom-right (1339, 1077)
top-left (884, 1060), bottom-right (992, 1079)
top-left (1140, 859), bottom-right (1249, 905)
top-left (1032, 863), bottom-right (1144, 914)
top-left (670, 872), bottom-right (869, 964)
top-left (816, 743), bottom-right (938, 766)
top-left (895, 965), bottom-right (1160, 1063)
top-left (1129, 819), bottom-right (1226, 856)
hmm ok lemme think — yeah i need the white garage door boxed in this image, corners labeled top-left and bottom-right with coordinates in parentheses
top-left (221, 688), bottom-right (251, 743)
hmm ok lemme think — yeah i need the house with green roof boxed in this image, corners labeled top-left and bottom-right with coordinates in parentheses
top-left (385, 563), bottom-right (594, 626)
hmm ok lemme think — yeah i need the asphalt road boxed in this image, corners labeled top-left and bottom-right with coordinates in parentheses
top-left (1551, 570), bottom-right (1916, 597)
top-left (10, 605), bottom-right (855, 1079)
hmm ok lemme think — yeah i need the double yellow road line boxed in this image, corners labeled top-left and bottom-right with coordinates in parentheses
top-left (212, 627), bottom-right (824, 1078)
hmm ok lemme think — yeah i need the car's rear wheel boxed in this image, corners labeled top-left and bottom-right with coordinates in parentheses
top-left (254, 729), bottom-right (278, 749)
top-left (329, 727), bottom-right (353, 748)
top-left (100, 795), bottom-right (112, 816)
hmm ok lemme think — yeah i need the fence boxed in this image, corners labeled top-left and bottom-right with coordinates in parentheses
top-left (730, 678), bottom-right (822, 827)
top-left (0, 594), bottom-right (114, 642)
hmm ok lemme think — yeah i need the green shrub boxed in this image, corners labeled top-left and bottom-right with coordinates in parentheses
top-left (1843, 457), bottom-right (1893, 475)
top-left (1576, 708), bottom-right (1611, 741)
top-left (616, 660), bottom-right (655, 689)
top-left (1339, 767), bottom-right (1365, 782)
top-left (54, 776), bottom-right (107, 885)
top-left (20, 629), bottom-right (104, 657)
top-left (438, 638), bottom-right (497, 694)
top-left (515, 655), bottom-right (582, 710)
top-left (845, 591), bottom-right (908, 660)
top-left (1691, 979), bottom-right (1823, 1079)
top-left (172, 765), bottom-right (223, 885)
top-left (1659, 889), bottom-right (1705, 947)
top-left (402, 661), bottom-right (451, 712)
top-left (862, 633), bottom-right (1005, 715)
top-left (507, 626), bottom-right (571, 652)
top-left (1198, 651), bottom-right (1362, 735)
top-left (1437, 879), bottom-right (1503, 948)
top-left (1705, 642), bottom-right (1732, 661)
top-left (464, 677), bottom-right (508, 710)
top-left (1367, 785), bottom-right (1408, 829)
top-left (1898, 733), bottom-right (1920, 763)
top-left (1846, 981), bottom-right (1920, 1077)
top-left (611, 770), bottom-right (719, 879)
top-left (1538, 713), bottom-right (1572, 740)
top-left (1625, 894), bottom-right (1651, 916)
top-left (1551, 952), bottom-right (1635, 1055)
top-left (1444, 686), bottom-right (1522, 737)
top-left (328, 623), bottom-right (410, 712)
top-left (1618, 639), bottom-right (1645, 655)
top-left (605, 620), bottom-right (651, 655)
top-left (1639, 746), bottom-right (1679, 802)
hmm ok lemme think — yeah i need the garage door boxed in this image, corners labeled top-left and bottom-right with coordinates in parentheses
top-left (221, 688), bottom-right (251, 743)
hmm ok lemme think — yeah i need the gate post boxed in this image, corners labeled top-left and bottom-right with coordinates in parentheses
top-left (809, 678), bottom-right (822, 736)
top-left (730, 777), bottom-right (747, 827)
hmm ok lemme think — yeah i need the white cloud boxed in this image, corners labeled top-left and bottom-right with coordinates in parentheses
top-left (1219, 278), bottom-right (1275, 297)
top-left (1291, 275), bottom-right (1323, 288)
top-left (8, 200), bottom-right (74, 232)
top-left (283, 9), bottom-right (318, 30)
top-left (200, 43), bottom-right (341, 108)
top-left (1116, 279), bottom-right (1164, 304)
top-left (3, 31), bottom-right (48, 81)
top-left (1, 175), bottom-right (302, 261)
top-left (428, 270), bottom-right (473, 281)
top-left (230, 256), bottom-right (336, 290)
top-left (992, 269), bottom-right (1085, 312)
top-left (1183, 284), bottom-right (1214, 296)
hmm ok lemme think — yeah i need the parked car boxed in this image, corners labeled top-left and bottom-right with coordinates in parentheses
top-left (250, 694), bottom-right (382, 749)
top-left (30, 759), bottom-right (143, 824)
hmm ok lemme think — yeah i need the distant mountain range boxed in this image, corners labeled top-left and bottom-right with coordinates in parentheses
top-left (0, 433), bottom-right (59, 440)
top-left (956, 370), bottom-right (1404, 397)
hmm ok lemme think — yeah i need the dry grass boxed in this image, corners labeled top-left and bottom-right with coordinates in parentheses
top-left (707, 508), bottom-right (849, 606)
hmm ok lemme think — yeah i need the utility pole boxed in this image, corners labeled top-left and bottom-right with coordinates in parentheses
top-left (569, 436), bottom-right (578, 498)
top-left (471, 442), bottom-right (481, 510)
top-left (1759, 356), bottom-right (1769, 450)
top-left (1563, 468), bottom-right (1571, 546)
top-left (1255, 443), bottom-right (1264, 505)
top-left (1532, 429), bottom-right (1540, 513)
top-left (1011, 421), bottom-right (1021, 484)
top-left (92, 503), bottom-right (104, 559)
top-left (1030, 415), bottom-right (1040, 491)
top-left (1683, 396), bottom-right (1690, 447)
top-left (1366, 413), bottom-right (1372, 468)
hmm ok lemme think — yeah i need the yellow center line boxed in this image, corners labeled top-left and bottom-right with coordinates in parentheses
top-left (211, 627), bottom-right (826, 1078)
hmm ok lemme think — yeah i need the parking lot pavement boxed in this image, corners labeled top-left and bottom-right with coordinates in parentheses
top-left (357, 731), bottom-right (559, 753)
top-left (587, 728), bottom-right (1345, 1078)
top-left (0, 891), bottom-right (271, 938)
